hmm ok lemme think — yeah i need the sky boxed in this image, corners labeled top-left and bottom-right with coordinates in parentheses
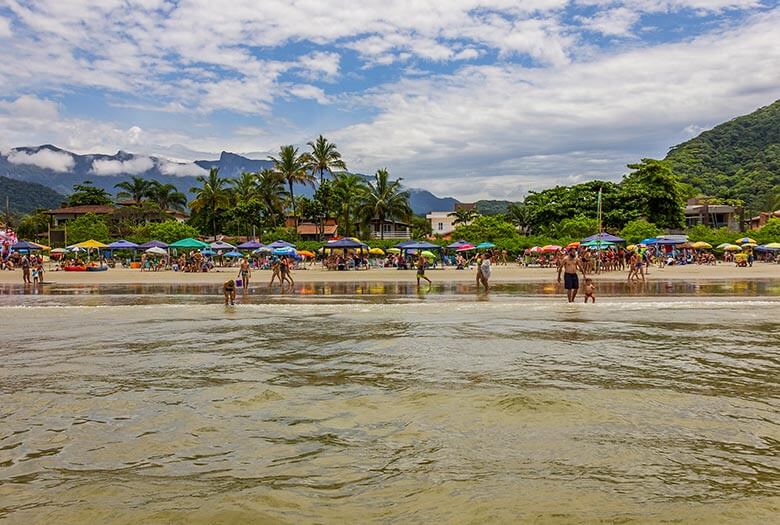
top-left (0, 0), bottom-right (779, 201)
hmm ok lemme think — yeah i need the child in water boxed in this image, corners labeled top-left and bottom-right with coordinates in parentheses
top-left (583, 278), bottom-right (596, 303)
top-left (223, 279), bottom-right (237, 305)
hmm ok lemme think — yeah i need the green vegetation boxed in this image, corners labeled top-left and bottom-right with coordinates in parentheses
top-left (0, 176), bottom-right (65, 215)
top-left (475, 200), bottom-right (513, 215)
top-left (129, 221), bottom-right (200, 244)
top-left (65, 213), bottom-right (111, 244)
top-left (665, 99), bottom-right (780, 213)
top-left (67, 181), bottom-right (113, 206)
top-left (619, 219), bottom-right (662, 244)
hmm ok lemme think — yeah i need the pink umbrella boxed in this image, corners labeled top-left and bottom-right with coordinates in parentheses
top-left (456, 244), bottom-right (476, 252)
top-left (529, 246), bottom-right (543, 254)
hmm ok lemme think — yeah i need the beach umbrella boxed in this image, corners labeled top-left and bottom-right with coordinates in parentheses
top-left (273, 246), bottom-right (296, 256)
top-left (237, 239), bottom-right (263, 249)
top-left (582, 232), bottom-right (625, 243)
top-left (529, 246), bottom-right (543, 253)
top-left (741, 243), bottom-right (758, 249)
top-left (11, 240), bottom-right (43, 252)
top-left (139, 240), bottom-right (168, 249)
top-left (542, 244), bottom-right (562, 253)
top-left (73, 239), bottom-right (109, 249)
top-left (626, 244), bottom-right (636, 251)
top-left (253, 246), bottom-right (272, 254)
top-left (210, 240), bottom-right (235, 250)
top-left (200, 249), bottom-right (216, 256)
top-left (145, 246), bottom-right (167, 256)
top-left (565, 241), bottom-right (580, 249)
top-left (51, 247), bottom-right (66, 254)
top-left (715, 242), bottom-right (731, 249)
top-left (368, 247), bottom-right (385, 255)
top-left (267, 240), bottom-right (296, 249)
top-left (447, 240), bottom-right (472, 249)
top-left (420, 250), bottom-right (436, 258)
top-left (108, 239), bottom-right (139, 250)
top-left (639, 238), bottom-right (657, 245)
top-left (455, 243), bottom-right (475, 251)
top-left (475, 241), bottom-right (496, 249)
top-left (326, 237), bottom-right (366, 249)
top-left (735, 237), bottom-right (756, 244)
top-left (224, 251), bottom-right (243, 257)
top-left (691, 241), bottom-right (712, 249)
top-left (298, 250), bottom-right (316, 257)
top-left (387, 247), bottom-right (401, 254)
top-left (764, 242), bottom-right (780, 249)
top-left (723, 244), bottom-right (742, 252)
top-left (170, 237), bottom-right (208, 249)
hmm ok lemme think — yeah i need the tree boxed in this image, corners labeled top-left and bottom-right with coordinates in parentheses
top-left (255, 168), bottom-right (287, 227)
top-left (332, 172), bottom-right (367, 237)
top-left (452, 215), bottom-right (518, 242)
top-left (359, 168), bottom-right (411, 240)
top-left (619, 219), bottom-right (662, 244)
top-left (553, 214), bottom-right (599, 240)
top-left (620, 159), bottom-right (686, 229)
top-left (115, 176), bottom-right (152, 204)
top-left (189, 168), bottom-right (231, 238)
top-left (448, 207), bottom-right (480, 226)
top-left (131, 220), bottom-right (200, 244)
top-left (16, 209), bottom-right (50, 240)
top-left (65, 213), bottom-right (110, 244)
top-left (148, 182), bottom-right (186, 211)
top-left (755, 217), bottom-right (780, 244)
top-left (230, 172), bottom-right (259, 205)
top-left (308, 134), bottom-right (347, 185)
top-left (411, 215), bottom-right (432, 239)
top-left (269, 145), bottom-right (314, 225)
top-left (67, 181), bottom-right (112, 206)
top-left (506, 203), bottom-right (534, 234)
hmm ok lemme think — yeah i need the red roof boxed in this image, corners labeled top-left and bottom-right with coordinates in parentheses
top-left (298, 222), bottom-right (338, 235)
top-left (48, 205), bottom-right (116, 215)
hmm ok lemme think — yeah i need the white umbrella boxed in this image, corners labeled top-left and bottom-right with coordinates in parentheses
top-left (145, 246), bottom-right (168, 256)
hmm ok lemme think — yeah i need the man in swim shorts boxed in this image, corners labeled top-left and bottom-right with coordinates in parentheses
top-left (557, 248), bottom-right (583, 303)
top-left (223, 279), bottom-right (236, 305)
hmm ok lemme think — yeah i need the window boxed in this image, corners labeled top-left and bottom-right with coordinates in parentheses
top-left (438, 222), bottom-right (443, 231)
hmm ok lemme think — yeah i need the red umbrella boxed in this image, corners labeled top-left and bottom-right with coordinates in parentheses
top-left (456, 244), bottom-right (476, 252)
top-left (542, 244), bottom-right (562, 253)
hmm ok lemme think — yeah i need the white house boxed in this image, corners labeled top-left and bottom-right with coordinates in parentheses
top-left (426, 211), bottom-right (457, 235)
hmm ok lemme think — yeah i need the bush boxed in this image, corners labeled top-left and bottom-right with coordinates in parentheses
top-left (65, 213), bottom-right (110, 244)
top-left (620, 219), bottom-right (662, 244)
top-left (130, 221), bottom-right (200, 244)
top-left (755, 218), bottom-right (780, 244)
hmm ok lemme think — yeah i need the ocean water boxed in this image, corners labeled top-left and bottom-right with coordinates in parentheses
top-left (1, 283), bottom-right (779, 523)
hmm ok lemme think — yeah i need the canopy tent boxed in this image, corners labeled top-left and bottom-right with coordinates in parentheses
top-left (402, 241), bottom-right (442, 250)
top-left (170, 237), bottom-right (208, 249)
top-left (447, 240), bottom-right (472, 249)
top-left (138, 240), bottom-right (168, 249)
top-left (145, 246), bottom-right (168, 256)
top-left (267, 240), bottom-right (296, 249)
top-left (11, 240), bottom-right (43, 252)
top-left (582, 232), bottom-right (624, 243)
top-left (108, 239), bottom-right (139, 250)
top-left (475, 241), bottom-right (496, 249)
top-left (394, 240), bottom-right (417, 248)
top-left (210, 240), bottom-right (235, 250)
top-left (237, 239), bottom-right (263, 250)
top-left (73, 239), bottom-right (109, 249)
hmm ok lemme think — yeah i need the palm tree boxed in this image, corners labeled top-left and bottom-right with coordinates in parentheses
top-left (115, 176), bottom-right (152, 204)
top-left (308, 135), bottom-right (347, 185)
top-left (230, 171), bottom-right (259, 205)
top-left (269, 145), bottom-right (315, 225)
top-left (333, 172), bottom-right (367, 237)
top-left (448, 207), bottom-right (479, 226)
top-left (360, 168), bottom-right (411, 240)
top-left (256, 168), bottom-right (288, 226)
top-left (189, 167), bottom-right (231, 238)
top-left (148, 181), bottom-right (187, 211)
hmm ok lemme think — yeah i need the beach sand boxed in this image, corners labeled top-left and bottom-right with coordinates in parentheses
top-left (2, 262), bottom-right (779, 285)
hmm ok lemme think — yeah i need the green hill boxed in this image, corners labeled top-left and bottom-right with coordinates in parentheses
top-left (0, 176), bottom-right (66, 215)
top-left (665, 100), bottom-right (780, 212)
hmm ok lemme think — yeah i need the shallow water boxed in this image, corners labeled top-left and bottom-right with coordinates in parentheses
top-left (1, 283), bottom-right (779, 523)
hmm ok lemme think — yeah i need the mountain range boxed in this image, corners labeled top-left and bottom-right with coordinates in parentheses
top-left (0, 145), bottom-right (459, 215)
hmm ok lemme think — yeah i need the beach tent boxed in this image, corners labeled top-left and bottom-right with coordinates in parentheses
top-left (582, 233), bottom-right (624, 243)
top-left (210, 240), bottom-right (235, 250)
top-left (108, 239), bottom-right (139, 250)
top-left (476, 241), bottom-right (496, 249)
top-left (145, 246), bottom-right (167, 256)
top-left (170, 237), bottom-right (208, 249)
top-left (237, 240), bottom-right (263, 249)
top-left (139, 240), bottom-right (168, 249)
top-left (73, 239), bottom-right (109, 249)
top-left (267, 240), bottom-right (296, 249)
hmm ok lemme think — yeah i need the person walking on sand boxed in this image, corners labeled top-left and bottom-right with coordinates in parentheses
top-left (238, 258), bottom-right (251, 293)
top-left (558, 248), bottom-right (583, 303)
top-left (416, 254), bottom-right (432, 290)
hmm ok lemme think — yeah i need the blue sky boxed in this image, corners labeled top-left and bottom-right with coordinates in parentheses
top-left (0, 0), bottom-right (779, 200)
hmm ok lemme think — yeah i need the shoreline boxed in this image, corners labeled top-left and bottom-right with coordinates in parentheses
top-left (1, 263), bottom-right (779, 286)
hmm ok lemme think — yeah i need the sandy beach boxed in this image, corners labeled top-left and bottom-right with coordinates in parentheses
top-left (2, 262), bottom-right (779, 286)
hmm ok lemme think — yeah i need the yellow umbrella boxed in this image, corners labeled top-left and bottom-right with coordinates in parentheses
top-left (31, 242), bottom-right (51, 251)
top-left (765, 242), bottom-right (780, 249)
top-left (691, 241), bottom-right (712, 249)
top-left (741, 243), bottom-right (757, 249)
top-left (369, 247), bottom-right (385, 255)
top-left (298, 250), bottom-right (315, 257)
top-left (735, 237), bottom-right (756, 244)
top-left (73, 239), bottom-right (109, 249)
top-left (387, 248), bottom-right (401, 254)
top-left (626, 244), bottom-right (636, 251)
top-left (723, 244), bottom-right (742, 252)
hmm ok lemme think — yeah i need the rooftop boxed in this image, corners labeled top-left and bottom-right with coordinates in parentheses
top-left (49, 205), bottom-right (116, 215)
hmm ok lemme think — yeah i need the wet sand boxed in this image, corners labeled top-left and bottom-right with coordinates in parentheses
top-left (2, 262), bottom-right (779, 285)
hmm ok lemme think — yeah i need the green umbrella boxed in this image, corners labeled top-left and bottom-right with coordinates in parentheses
top-left (421, 250), bottom-right (436, 258)
top-left (169, 237), bottom-right (209, 249)
top-left (582, 239), bottom-right (615, 248)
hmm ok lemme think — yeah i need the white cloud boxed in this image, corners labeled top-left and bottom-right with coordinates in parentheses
top-left (295, 51), bottom-right (341, 81)
top-left (157, 160), bottom-right (207, 177)
top-left (90, 156), bottom-right (154, 175)
top-left (0, 16), bottom-right (12, 38)
top-left (287, 84), bottom-right (330, 104)
top-left (7, 149), bottom-right (75, 172)
top-left (0, 95), bottom-right (60, 120)
top-left (579, 7), bottom-right (642, 36)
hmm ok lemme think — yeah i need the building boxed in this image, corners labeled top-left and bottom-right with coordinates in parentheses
top-left (285, 217), bottom-right (339, 241)
top-left (747, 210), bottom-right (780, 230)
top-left (47, 205), bottom-right (117, 226)
top-left (684, 198), bottom-right (740, 230)
top-left (364, 218), bottom-right (411, 239)
top-left (426, 211), bottom-right (458, 235)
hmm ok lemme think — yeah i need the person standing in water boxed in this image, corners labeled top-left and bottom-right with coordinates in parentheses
top-left (268, 256), bottom-right (281, 288)
top-left (558, 248), bottom-right (583, 303)
top-left (416, 253), bottom-right (432, 290)
top-left (238, 258), bottom-right (251, 293)
top-left (223, 279), bottom-right (237, 305)
top-left (477, 250), bottom-right (492, 291)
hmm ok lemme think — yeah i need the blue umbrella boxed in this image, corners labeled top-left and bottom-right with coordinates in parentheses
top-left (237, 239), bottom-right (263, 249)
top-left (475, 241), bottom-right (496, 249)
top-left (394, 240), bottom-right (417, 248)
top-left (273, 247), bottom-right (296, 256)
top-left (402, 241), bottom-right (442, 250)
top-left (267, 240), bottom-right (295, 249)
top-left (639, 238), bottom-right (657, 245)
top-left (326, 238), bottom-right (366, 249)
top-left (138, 240), bottom-right (168, 249)
top-left (201, 249), bottom-right (216, 256)
top-left (108, 239), bottom-right (139, 250)
top-left (224, 251), bottom-right (243, 257)
top-left (11, 240), bottom-right (42, 252)
top-left (582, 233), bottom-right (625, 243)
